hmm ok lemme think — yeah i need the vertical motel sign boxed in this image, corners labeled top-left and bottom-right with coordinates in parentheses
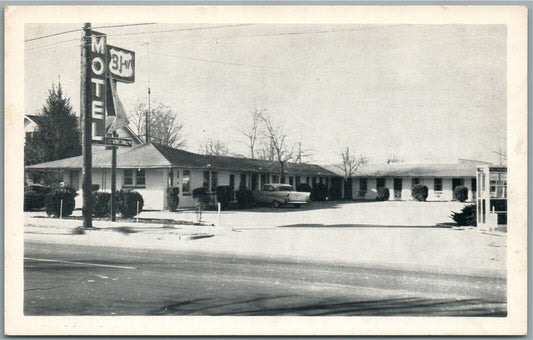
top-left (89, 31), bottom-right (107, 143)
top-left (88, 33), bottom-right (135, 143)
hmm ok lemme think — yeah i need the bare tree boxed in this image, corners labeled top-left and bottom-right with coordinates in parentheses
top-left (129, 101), bottom-right (186, 148)
top-left (386, 154), bottom-right (405, 164)
top-left (240, 108), bottom-right (263, 159)
top-left (256, 137), bottom-right (274, 161)
top-left (200, 138), bottom-right (230, 156)
top-left (336, 147), bottom-right (367, 178)
top-left (259, 113), bottom-right (295, 181)
top-left (295, 142), bottom-right (313, 164)
top-left (335, 147), bottom-right (367, 199)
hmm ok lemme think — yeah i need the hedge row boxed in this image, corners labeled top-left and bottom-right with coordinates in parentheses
top-left (24, 187), bottom-right (145, 218)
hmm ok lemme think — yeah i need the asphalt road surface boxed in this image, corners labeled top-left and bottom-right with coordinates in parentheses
top-left (24, 240), bottom-right (506, 316)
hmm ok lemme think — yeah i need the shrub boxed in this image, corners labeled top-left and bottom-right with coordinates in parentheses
top-left (166, 187), bottom-right (180, 212)
top-left (376, 187), bottom-right (390, 201)
top-left (216, 186), bottom-right (233, 209)
top-left (24, 191), bottom-right (46, 211)
top-left (411, 184), bottom-right (429, 201)
top-left (116, 190), bottom-right (144, 218)
top-left (454, 186), bottom-right (469, 202)
top-left (310, 182), bottom-right (328, 201)
top-left (328, 182), bottom-right (342, 201)
top-left (236, 186), bottom-right (255, 209)
top-left (45, 186), bottom-right (77, 217)
top-left (296, 183), bottom-right (312, 192)
top-left (92, 192), bottom-right (111, 217)
top-left (451, 204), bottom-right (477, 226)
top-left (192, 187), bottom-right (210, 205)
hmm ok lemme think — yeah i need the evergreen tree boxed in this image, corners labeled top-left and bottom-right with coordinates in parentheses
top-left (25, 82), bottom-right (81, 166)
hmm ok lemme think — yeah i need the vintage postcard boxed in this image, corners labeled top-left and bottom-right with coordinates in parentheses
top-left (4, 5), bottom-right (527, 335)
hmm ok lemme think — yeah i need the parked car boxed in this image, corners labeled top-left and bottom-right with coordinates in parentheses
top-left (253, 184), bottom-right (311, 208)
top-left (24, 184), bottom-right (52, 211)
top-left (25, 184), bottom-right (52, 194)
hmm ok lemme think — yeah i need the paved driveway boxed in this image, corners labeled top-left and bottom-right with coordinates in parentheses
top-left (25, 200), bottom-right (504, 277)
top-left (140, 200), bottom-right (471, 229)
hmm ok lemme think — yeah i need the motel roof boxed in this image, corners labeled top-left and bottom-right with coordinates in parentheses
top-left (25, 115), bottom-right (47, 126)
top-left (26, 142), bottom-right (338, 177)
top-left (323, 159), bottom-right (490, 178)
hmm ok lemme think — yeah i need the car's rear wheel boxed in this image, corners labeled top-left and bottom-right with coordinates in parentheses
top-left (272, 200), bottom-right (281, 208)
top-left (293, 204), bottom-right (301, 208)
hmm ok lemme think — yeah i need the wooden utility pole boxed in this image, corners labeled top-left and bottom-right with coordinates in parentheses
top-left (146, 87), bottom-right (151, 143)
top-left (111, 144), bottom-right (117, 221)
top-left (81, 23), bottom-right (93, 229)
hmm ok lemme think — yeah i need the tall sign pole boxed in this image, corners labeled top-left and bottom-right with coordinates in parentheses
top-left (81, 23), bottom-right (93, 230)
top-left (111, 142), bottom-right (117, 221)
top-left (81, 22), bottom-right (134, 226)
top-left (81, 23), bottom-right (108, 229)
top-left (105, 45), bottom-right (135, 221)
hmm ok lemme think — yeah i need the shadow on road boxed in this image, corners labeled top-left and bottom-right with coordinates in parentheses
top-left (212, 201), bottom-right (360, 214)
top-left (150, 296), bottom-right (507, 317)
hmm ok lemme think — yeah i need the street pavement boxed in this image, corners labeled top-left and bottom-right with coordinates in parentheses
top-left (25, 240), bottom-right (506, 316)
top-left (23, 201), bottom-right (507, 316)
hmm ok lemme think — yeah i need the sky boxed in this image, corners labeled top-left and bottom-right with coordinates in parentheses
top-left (24, 23), bottom-right (507, 165)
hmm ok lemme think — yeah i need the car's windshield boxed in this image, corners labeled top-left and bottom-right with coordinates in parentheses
top-left (276, 185), bottom-right (295, 192)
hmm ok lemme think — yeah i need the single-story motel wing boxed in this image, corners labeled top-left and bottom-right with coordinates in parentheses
top-left (325, 159), bottom-right (489, 202)
top-left (26, 143), bottom-right (489, 210)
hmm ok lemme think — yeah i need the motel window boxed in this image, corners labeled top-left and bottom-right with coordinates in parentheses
top-left (411, 178), bottom-right (420, 187)
top-left (393, 178), bottom-right (402, 191)
top-left (168, 169), bottom-right (174, 187)
top-left (306, 177), bottom-right (310, 184)
top-left (70, 170), bottom-right (80, 190)
top-left (202, 171), bottom-right (218, 192)
top-left (471, 178), bottom-right (476, 193)
top-left (124, 169), bottom-right (133, 186)
top-left (359, 178), bottom-right (368, 192)
top-left (452, 178), bottom-right (464, 190)
top-left (182, 170), bottom-right (190, 193)
top-left (136, 169), bottom-right (145, 187)
top-left (211, 171), bottom-right (218, 192)
top-left (240, 174), bottom-right (247, 187)
top-left (230, 174), bottom-right (235, 189)
top-left (489, 172), bottom-right (507, 199)
top-left (295, 176), bottom-right (301, 185)
top-left (272, 175), bottom-right (279, 184)
top-left (281, 176), bottom-right (286, 184)
top-left (377, 177), bottom-right (386, 189)
top-left (434, 178), bottom-right (443, 192)
top-left (124, 169), bottom-right (145, 187)
top-left (289, 177), bottom-right (294, 186)
top-left (203, 171), bottom-right (210, 189)
top-left (312, 177), bottom-right (317, 186)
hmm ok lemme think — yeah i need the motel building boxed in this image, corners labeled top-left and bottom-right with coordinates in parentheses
top-left (326, 159), bottom-right (490, 202)
top-left (476, 165), bottom-right (507, 231)
top-left (27, 135), bottom-right (490, 211)
top-left (26, 142), bottom-right (339, 210)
